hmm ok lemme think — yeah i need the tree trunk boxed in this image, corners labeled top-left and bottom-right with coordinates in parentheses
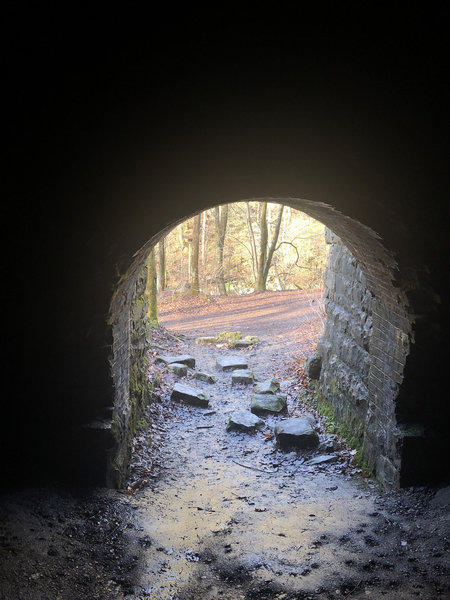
top-left (254, 202), bottom-right (284, 291)
top-left (262, 204), bottom-right (284, 283)
top-left (255, 202), bottom-right (268, 291)
top-left (158, 239), bottom-right (166, 291)
top-left (214, 205), bottom-right (229, 294)
top-left (147, 249), bottom-right (158, 326)
top-left (190, 214), bottom-right (201, 294)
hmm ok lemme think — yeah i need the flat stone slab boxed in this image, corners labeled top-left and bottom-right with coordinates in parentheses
top-left (304, 454), bottom-right (338, 466)
top-left (156, 354), bottom-right (196, 368)
top-left (168, 363), bottom-right (188, 376)
top-left (232, 369), bottom-right (254, 385)
top-left (216, 356), bottom-right (248, 371)
top-left (193, 371), bottom-right (216, 384)
top-left (274, 417), bottom-right (319, 449)
top-left (195, 336), bottom-right (219, 345)
top-left (250, 393), bottom-right (287, 415)
top-left (171, 382), bottom-right (209, 407)
top-left (227, 409), bottom-right (264, 432)
top-left (254, 378), bottom-right (280, 394)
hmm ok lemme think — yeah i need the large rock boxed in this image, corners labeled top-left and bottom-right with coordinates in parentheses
top-left (193, 371), bottom-right (216, 384)
top-left (226, 410), bottom-right (264, 432)
top-left (168, 363), bottom-right (188, 376)
top-left (171, 382), bottom-right (209, 407)
top-left (254, 378), bottom-right (280, 394)
top-left (156, 354), bottom-right (196, 368)
top-left (274, 418), bottom-right (320, 449)
top-left (250, 393), bottom-right (287, 415)
top-left (305, 354), bottom-right (322, 379)
top-left (216, 356), bottom-right (248, 371)
top-left (231, 369), bottom-right (254, 385)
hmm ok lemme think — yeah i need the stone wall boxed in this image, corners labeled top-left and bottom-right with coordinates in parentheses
top-left (318, 230), bottom-right (413, 488)
top-left (78, 265), bottom-right (152, 488)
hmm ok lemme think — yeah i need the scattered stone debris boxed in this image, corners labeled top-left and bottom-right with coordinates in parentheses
top-left (274, 417), bottom-right (320, 449)
top-left (250, 393), bottom-right (287, 415)
top-left (253, 377), bottom-right (280, 394)
top-left (231, 369), bottom-right (255, 385)
top-left (226, 409), bottom-right (265, 432)
top-left (171, 382), bottom-right (209, 407)
top-left (193, 371), bottom-right (216, 384)
top-left (304, 454), bottom-right (339, 466)
top-left (168, 363), bottom-right (188, 376)
top-left (156, 354), bottom-right (196, 368)
top-left (216, 356), bottom-right (249, 371)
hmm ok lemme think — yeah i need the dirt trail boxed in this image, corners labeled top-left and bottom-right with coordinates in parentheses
top-left (127, 291), bottom-right (450, 599)
top-left (0, 291), bottom-right (448, 600)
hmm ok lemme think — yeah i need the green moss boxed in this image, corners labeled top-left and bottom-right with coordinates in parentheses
top-left (218, 331), bottom-right (242, 343)
top-left (302, 389), bottom-right (373, 478)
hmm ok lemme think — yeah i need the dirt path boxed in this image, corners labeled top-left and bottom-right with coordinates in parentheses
top-left (126, 291), bottom-right (450, 599)
top-left (0, 291), bottom-right (448, 599)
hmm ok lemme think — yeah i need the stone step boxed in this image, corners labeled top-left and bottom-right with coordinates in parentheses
top-left (250, 393), bottom-right (287, 415)
top-left (168, 363), bottom-right (188, 376)
top-left (216, 356), bottom-right (249, 371)
top-left (274, 417), bottom-right (319, 449)
top-left (226, 409), bottom-right (264, 432)
top-left (231, 369), bottom-right (254, 385)
top-left (193, 371), bottom-right (216, 384)
top-left (254, 378), bottom-right (280, 394)
top-left (156, 354), bottom-right (196, 368)
top-left (171, 382), bottom-right (209, 408)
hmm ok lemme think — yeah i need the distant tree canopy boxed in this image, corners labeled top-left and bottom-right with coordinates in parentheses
top-left (147, 202), bottom-right (328, 300)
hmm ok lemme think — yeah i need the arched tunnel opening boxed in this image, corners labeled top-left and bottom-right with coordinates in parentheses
top-left (106, 197), bottom-right (432, 494)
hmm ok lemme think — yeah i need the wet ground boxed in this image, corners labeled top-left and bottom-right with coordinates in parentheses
top-left (0, 291), bottom-right (449, 599)
top-left (125, 293), bottom-right (450, 599)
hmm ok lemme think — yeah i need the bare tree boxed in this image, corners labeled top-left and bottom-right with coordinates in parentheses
top-left (190, 214), bottom-right (201, 294)
top-left (214, 204), bottom-right (229, 294)
top-left (146, 249), bottom-right (158, 326)
top-left (248, 202), bottom-right (284, 291)
top-left (158, 239), bottom-right (166, 291)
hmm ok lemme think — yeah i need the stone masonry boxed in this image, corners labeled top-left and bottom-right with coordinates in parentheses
top-left (318, 230), bottom-right (414, 488)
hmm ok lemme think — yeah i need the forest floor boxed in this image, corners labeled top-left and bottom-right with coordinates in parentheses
top-left (0, 290), bottom-right (449, 600)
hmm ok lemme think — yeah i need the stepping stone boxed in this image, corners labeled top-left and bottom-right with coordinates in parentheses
top-left (250, 393), bottom-right (287, 415)
top-left (232, 369), bottom-right (254, 385)
top-left (171, 382), bottom-right (209, 407)
top-left (193, 371), bottom-right (216, 384)
top-left (274, 417), bottom-right (319, 449)
top-left (227, 409), bottom-right (264, 432)
top-left (216, 356), bottom-right (248, 371)
top-left (254, 378), bottom-right (280, 394)
top-left (156, 354), bottom-right (196, 368)
top-left (168, 363), bottom-right (188, 376)
top-left (232, 336), bottom-right (259, 348)
top-left (304, 454), bottom-right (339, 466)
top-left (195, 336), bottom-right (219, 345)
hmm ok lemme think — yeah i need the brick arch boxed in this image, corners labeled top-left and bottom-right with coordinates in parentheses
top-left (108, 197), bottom-right (417, 489)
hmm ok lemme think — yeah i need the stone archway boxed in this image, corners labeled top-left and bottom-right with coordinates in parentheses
top-left (107, 197), bottom-right (424, 489)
